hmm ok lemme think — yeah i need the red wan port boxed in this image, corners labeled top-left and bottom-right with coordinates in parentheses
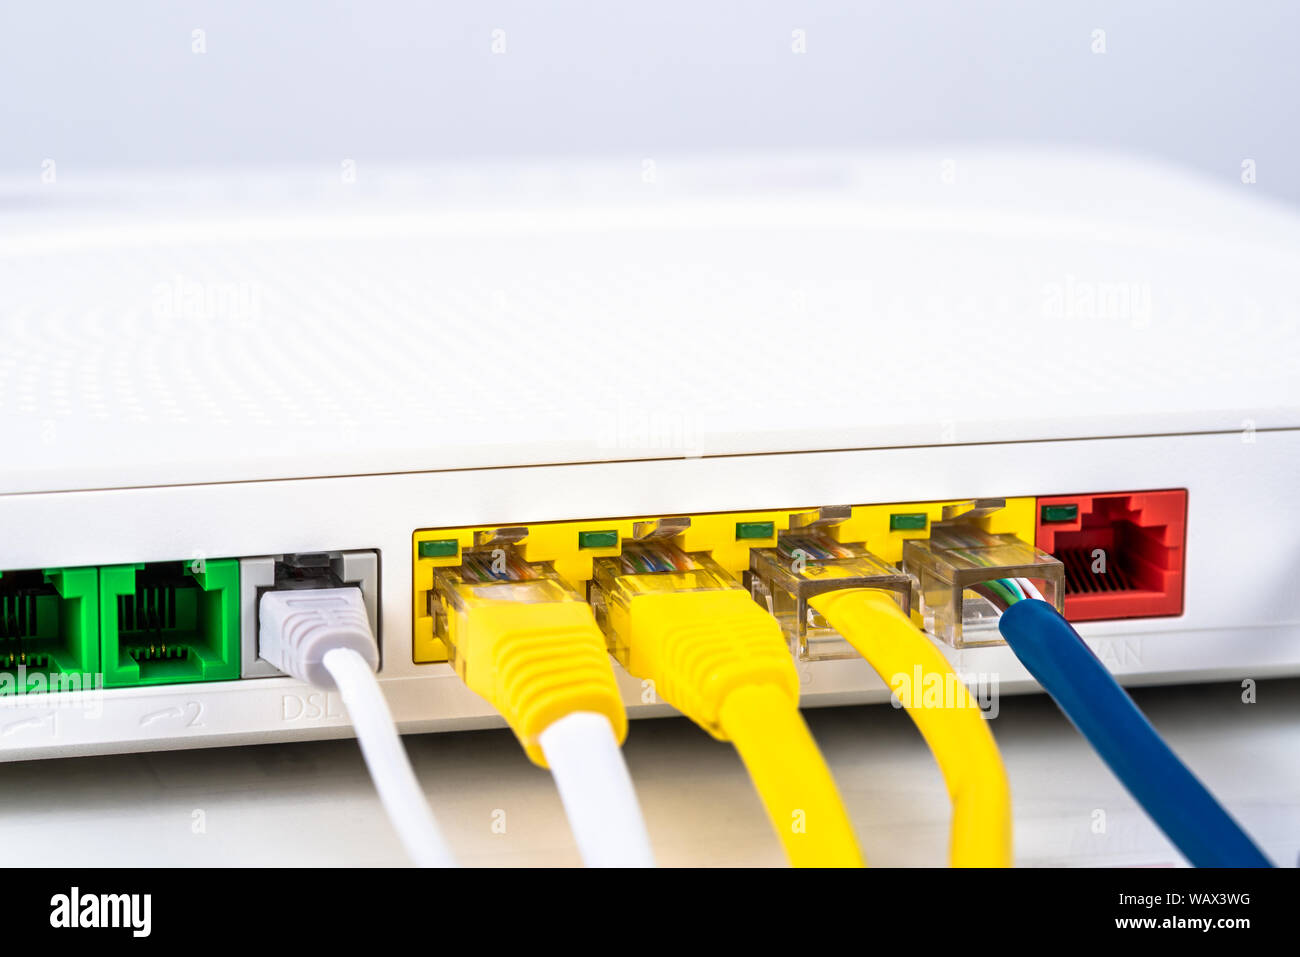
top-left (1034, 490), bottom-right (1187, 622)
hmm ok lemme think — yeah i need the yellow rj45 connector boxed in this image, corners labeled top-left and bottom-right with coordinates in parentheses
top-left (589, 542), bottom-right (864, 868)
top-left (431, 548), bottom-right (626, 766)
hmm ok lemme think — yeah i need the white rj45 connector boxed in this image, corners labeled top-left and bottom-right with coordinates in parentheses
top-left (257, 585), bottom-right (455, 868)
top-left (257, 587), bottom-right (379, 688)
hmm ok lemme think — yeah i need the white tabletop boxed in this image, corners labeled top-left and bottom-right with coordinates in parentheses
top-left (3, 678), bottom-right (1295, 868)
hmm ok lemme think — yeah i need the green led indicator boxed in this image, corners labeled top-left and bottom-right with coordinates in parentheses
top-left (735, 521), bottom-right (775, 541)
top-left (889, 513), bottom-right (928, 531)
top-left (578, 530), bottom-right (619, 549)
top-left (418, 539), bottom-right (459, 559)
top-left (1041, 504), bottom-right (1079, 524)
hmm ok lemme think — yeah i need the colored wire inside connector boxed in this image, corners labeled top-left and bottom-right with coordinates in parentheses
top-left (612, 543), bottom-right (699, 574)
top-left (981, 578), bottom-right (1021, 608)
top-left (459, 550), bottom-right (540, 582)
top-left (778, 535), bottom-right (855, 561)
top-left (997, 598), bottom-right (1271, 868)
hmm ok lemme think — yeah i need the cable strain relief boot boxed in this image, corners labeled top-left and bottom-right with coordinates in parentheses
top-left (622, 589), bottom-right (799, 738)
top-left (259, 586), bottom-right (379, 688)
top-left (454, 601), bottom-right (627, 766)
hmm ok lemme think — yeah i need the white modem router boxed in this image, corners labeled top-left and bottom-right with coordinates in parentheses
top-left (1, 150), bottom-right (1297, 759)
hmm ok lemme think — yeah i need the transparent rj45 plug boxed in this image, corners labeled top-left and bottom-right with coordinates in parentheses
top-left (902, 524), bottom-right (1064, 648)
top-left (746, 535), bottom-right (911, 661)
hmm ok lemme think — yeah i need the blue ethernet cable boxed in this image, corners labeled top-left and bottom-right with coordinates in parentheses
top-left (998, 598), bottom-right (1271, 868)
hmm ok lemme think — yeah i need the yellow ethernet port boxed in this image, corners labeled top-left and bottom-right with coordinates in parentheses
top-left (411, 497), bottom-right (1037, 663)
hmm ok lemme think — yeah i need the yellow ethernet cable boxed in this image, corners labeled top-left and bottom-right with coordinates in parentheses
top-left (590, 543), bottom-right (864, 868)
top-left (431, 548), bottom-right (654, 867)
top-left (809, 588), bottom-right (1012, 867)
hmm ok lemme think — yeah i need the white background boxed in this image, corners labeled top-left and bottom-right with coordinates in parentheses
top-left (2, 2), bottom-right (1298, 204)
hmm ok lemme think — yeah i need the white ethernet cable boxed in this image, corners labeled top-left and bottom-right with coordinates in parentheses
top-left (429, 556), bottom-right (656, 867)
top-left (538, 711), bottom-right (656, 868)
top-left (259, 587), bottom-right (457, 868)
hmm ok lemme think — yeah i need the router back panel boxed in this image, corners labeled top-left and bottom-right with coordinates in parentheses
top-left (1, 430), bottom-right (1298, 760)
